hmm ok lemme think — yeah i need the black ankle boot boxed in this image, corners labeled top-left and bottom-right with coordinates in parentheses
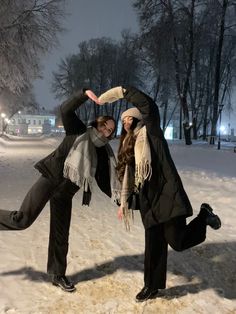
top-left (199, 203), bottom-right (221, 230)
top-left (51, 275), bottom-right (76, 292)
top-left (135, 286), bottom-right (159, 302)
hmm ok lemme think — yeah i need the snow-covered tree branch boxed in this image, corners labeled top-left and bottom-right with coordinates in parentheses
top-left (0, 0), bottom-right (66, 94)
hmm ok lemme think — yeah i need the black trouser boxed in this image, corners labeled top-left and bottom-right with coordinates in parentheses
top-left (0, 176), bottom-right (79, 276)
top-left (47, 179), bottom-right (79, 275)
top-left (143, 215), bottom-right (207, 290)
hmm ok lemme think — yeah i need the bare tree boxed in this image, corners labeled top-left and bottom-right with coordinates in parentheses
top-left (0, 0), bottom-right (66, 94)
top-left (134, 0), bottom-right (197, 144)
top-left (133, 0), bottom-right (236, 144)
top-left (52, 34), bottom-right (142, 127)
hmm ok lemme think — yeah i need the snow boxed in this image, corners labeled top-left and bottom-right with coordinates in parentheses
top-left (0, 135), bottom-right (236, 314)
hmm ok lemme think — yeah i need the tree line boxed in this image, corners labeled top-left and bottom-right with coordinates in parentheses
top-left (1, 0), bottom-right (236, 144)
top-left (52, 0), bottom-right (236, 144)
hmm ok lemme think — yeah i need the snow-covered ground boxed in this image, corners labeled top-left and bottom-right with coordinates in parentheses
top-left (0, 135), bottom-right (235, 314)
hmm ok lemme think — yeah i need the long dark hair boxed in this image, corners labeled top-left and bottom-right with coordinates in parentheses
top-left (90, 116), bottom-right (116, 139)
top-left (116, 117), bottom-right (140, 182)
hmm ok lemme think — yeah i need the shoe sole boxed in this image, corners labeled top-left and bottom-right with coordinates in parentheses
top-left (135, 291), bottom-right (159, 302)
top-left (52, 282), bottom-right (76, 292)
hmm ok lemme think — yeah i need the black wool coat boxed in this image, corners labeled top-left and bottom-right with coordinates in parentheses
top-left (34, 90), bottom-right (112, 200)
top-left (123, 86), bottom-right (193, 228)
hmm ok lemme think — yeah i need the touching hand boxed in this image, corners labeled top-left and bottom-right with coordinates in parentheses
top-left (85, 90), bottom-right (102, 104)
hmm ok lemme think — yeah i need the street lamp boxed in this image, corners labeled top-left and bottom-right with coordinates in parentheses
top-left (217, 104), bottom-right (224, 150)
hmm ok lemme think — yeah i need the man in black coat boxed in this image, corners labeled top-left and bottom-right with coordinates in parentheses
top-left (0, 89), bottom-right (117, 292)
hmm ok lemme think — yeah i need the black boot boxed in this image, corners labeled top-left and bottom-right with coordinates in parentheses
top-left (51, 275), bottom-right (76, 292)
top-left (199, 203), bottom-right (221, 230)
top-left (135, 286), bottom-right (159, 302)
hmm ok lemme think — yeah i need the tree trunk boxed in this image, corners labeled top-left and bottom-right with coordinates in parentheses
top-left (192, 116), bottom-right (198, 139)
top-left (183, 123), bottom-right (192, 145)
top-left (210, 0), bottom-right (228, 142)
top-left (179, 107), bottom-right (182, 139)
top-left (162, 102), bottom-right (168, 130)
top-left (170, 0), bottom-right (195, 145)
top-left (181, 95), bottom-right (192, 145)
top-left (202, 103), bottom-right (209, 141)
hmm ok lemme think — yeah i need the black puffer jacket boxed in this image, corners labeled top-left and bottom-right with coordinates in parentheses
top-left (123, 86), bottom-right (193, 228)
top-left (34, 90), bottom-right (112, 199)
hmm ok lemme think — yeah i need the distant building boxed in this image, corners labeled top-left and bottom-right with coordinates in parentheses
top-left (8, 112), bottom-right (56, 135)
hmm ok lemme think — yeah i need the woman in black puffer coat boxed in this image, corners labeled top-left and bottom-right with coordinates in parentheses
top-left (0, 89), bottom-right (117, 293)
top-left (98, 86), bottom-right (221, 302)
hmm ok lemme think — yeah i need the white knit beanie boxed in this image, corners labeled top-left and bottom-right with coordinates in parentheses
top-left (121, 108), bottom-right (142, 122)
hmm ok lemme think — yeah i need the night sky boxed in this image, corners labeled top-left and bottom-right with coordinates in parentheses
top-left (33, 0), bottom-right (138, 109)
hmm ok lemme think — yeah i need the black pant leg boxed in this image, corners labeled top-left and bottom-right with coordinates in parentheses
top-left (0, 176), bottom-right (56, 230)
top-left (142, 215), bottom-right (207, 291)
top-left (144, 225), bottom-right (168, 290)
top-left (164, 215), bottom-right (207, 252)
top-left (47, 179), bottom-right (79, 276)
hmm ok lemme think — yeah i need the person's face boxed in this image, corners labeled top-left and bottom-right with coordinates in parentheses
top-left (122, 116), bottom-right (133, 132)
top-left (97, 119), bottom-right (115, 138)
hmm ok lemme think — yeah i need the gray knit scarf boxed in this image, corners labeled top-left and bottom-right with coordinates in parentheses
top-left (63, 127), bottom-right (120, 204)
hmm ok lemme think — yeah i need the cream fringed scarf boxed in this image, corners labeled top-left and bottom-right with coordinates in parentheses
top-left (63, 127), bottom-right (120, 205)
top-left (121, 125), bottom-right (152, 230)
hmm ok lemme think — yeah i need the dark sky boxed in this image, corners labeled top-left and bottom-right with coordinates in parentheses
top-left (33, 0), bottom-right (139, 109)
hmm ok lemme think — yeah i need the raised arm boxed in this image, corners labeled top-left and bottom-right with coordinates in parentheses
top-left (123, 86), bottom-right (162, 137)
top-left (98, 86), bottom-right (162, 138)
top-left (60, 89), bottom-right (87, 135)
top-left (60, 89), bottom-right (100, 135)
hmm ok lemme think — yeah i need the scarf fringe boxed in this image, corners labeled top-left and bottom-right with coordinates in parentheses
top-left (122, 205), bottom-right (134, 231)
top-left (111, 189), bottom-right (121, 204)
top-left (64, 163), bottom-right (94, 192)
top-left (134, 126), bottom-right (152, 188)
top-left (135, 160), bottom-right (152, 188)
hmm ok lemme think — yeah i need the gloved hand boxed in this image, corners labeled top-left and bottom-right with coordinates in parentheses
top-left (98, 86), bottom-right (125, 104)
